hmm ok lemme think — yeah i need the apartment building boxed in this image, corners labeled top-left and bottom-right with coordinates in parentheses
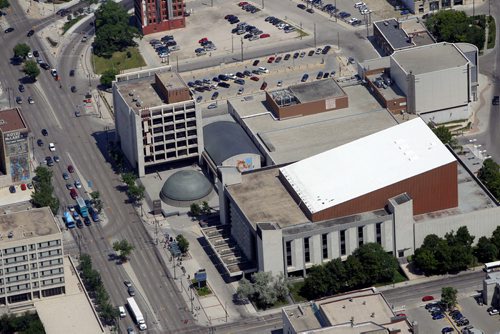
top-left (0, 207), bottom-right (65, 306)
top-left (113, 67), bottom-right (203, 177)
top-left (134, 0), bottom-right (186, 35)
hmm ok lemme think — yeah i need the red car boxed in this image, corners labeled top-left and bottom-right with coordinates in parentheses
top-left (68, 165), bottom-right (75, 173)
top-left (260, 33), bottom-right (270, 39)
top-left (422, 296), bottom-right (434, 302)
top-left (396, 313), bottom-right (406, 317)
top-left (198, 37), bottom-right (208, 44)
top-left (238, 1), bottom-right (248, 6)
top-left (20, 183), bottom-right (27, 191)
top-left (260, 82), bottom-right (267, 90)
top-left (250, 76), bottom-right (260, 81)
top-left (70, 188), bottom-right (78, 199)
top-left (267, 57), bottom-right (275, 63)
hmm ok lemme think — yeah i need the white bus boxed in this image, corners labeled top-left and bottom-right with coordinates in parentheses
top-left (484, 261), bottom-right (500, 272)
top-left (127, 297), bottom-right (147, 330)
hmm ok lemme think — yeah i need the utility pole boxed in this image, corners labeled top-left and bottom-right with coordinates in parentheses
top-left (176, 55), bottom-right (179, 72)
top-left (190, 282), bottom-right (193, 313)
top-left (337, 31), bottom-right (340, 50)
top-left (261, 0), bottom-right (264, 9)
top-left (472, 0), bottom-right (475, 17)
top-left (313, 23), bottom-right (317, 47)
top-left (231, 34), bottom-right (234, 53)
top-left (240, 37), bottom-right (244, 62)
top-left (211, 0), bottom-right (213, 7)
top-left (334, 0), bottom-right (337, 22)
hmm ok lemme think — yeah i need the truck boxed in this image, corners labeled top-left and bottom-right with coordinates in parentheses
top-left (127, 297), bottom-right (147, 330)
top-left (76, 197), bottom-right (88, 218)
top-left (63, 212), bottom-right (76, 229)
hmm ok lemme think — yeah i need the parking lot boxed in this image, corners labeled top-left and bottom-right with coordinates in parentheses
top-left (405, 295), bottom-right (500, 334)
top-left (140, 1), bottom-right (310, 67)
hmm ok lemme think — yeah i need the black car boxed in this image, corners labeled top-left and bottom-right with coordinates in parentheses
top-left (27, 29), bottom-right (34, 37)
top-left (244, 33), bottom-right (253, 39)
top-left (212, 77), bottom-right (220, 82)
top-left (19, 84), bottom-right (25, 93)
top-left (236, 72), bottom-right (245, 78)
top-left (253, 59), bottom-right (260, 66)
top-left (243, 70), bottom-right (251, 76)
top-left (71, 86), bottom-right (77, 93)
top-left (275, 57), bottom-right (282, 63)
top-left (46, 156), bottom-right (54, 166)
top-left (9, 185), bottom-right (16, 193)
top-left (308, 50), bottom-right (315, 56)
top-left (84, 216), bottom-right (91, 226)
top-left (194, 80), bottom-right (203, 86)
top-left (306, 8), bottom-right (314, 13)
top-left (41, 129), bottom-right (48, 136)
top-left (69, 69), bottom-right (75, 77)
top-left (297, 4), bottom-right (306, 9)
top-left (37, 139), bottom-right (44, 147)
top-left (301, 74), bottom-right (309, 82)
top-left (40, 63), bottom-right (50, 70)
top-left (293, 52), bottom-right (299, 59)
top-left (322, 45), bottom-right (331, 54)
top-left (211, 92), bottom-right (219, 100)
top-left (16, 96), bottom-right (22, 104)
top-left (218, 74), bottom-right (229, 81)
top-left (33, 50), bottom-right (40, 57)
top-left (316, 71), bottom-right (324, 79)
top-left (76, 219), bottom-right (84, 228)
top-left (218, 82), bottom-right (230, 88)
top-left (4, 27), bottom-right (14, 33)
top-left (284, 54), bottom-right (291, 61)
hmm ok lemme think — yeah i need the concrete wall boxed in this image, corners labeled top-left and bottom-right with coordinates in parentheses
top-left (414, 66), bottom-right (470, 114)
top-left (389, 58), bottom-right (408, 96)
top-left (419, 104), bottom-right (471, 124)
top-left (389, 196), bottom-right (415, 257)
top-left (257, 224), bottom-right (283, 276)
top-left (113, 87), bottom-right (140, 174)
top-left (414, 206), bottom-right (500, 247)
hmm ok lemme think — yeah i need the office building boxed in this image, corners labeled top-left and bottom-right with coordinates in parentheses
top-left (400, 0), bottom-right (472, 14)
top-left (0, 207), bottom-right (65, 306)
top-left (113, 67), bottom-right (203, 177)
top-left (134, 0), bottom-right (185, 35)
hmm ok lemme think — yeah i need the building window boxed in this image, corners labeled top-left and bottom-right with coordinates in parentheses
top-left (358, 226), bottom-right (364, 247)
top-left (321, 233), bottom-right (328, 260)
top-left (286, 241), bottom-right (292, 267)
top-left (340, 230), bottom-right (346, 256)
top-left (376, 223), bottom-right (382, 245)
top-left (304, 237), bottom-right (310, 263)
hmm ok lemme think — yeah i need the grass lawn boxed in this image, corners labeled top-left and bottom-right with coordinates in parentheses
top-left (92, 47), bottom-right (146, 74)
top-left (289, 281), bottom-right (307, 303)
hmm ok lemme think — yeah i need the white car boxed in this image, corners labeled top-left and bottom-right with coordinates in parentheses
top-left (28, 96), bottom-right (34, 104)
top-left (354, 2), bottom-right (366, 8)
top-left (49, 143), bottom-right (55, 151)
top-left (50, 69), bottom-right (57, 77)
top-left (258, 66), bottom-right (269, 74)
top-left (27, 52), bottom-right (33, 59)
top-left (488, 309), bottom-right (499, 315)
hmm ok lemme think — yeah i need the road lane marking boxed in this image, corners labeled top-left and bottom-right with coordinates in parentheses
top-left (32, 82), bottom-right (63, 129)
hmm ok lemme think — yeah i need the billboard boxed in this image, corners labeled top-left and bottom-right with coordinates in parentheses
top-left (10, 155), bottom-right (30, 182)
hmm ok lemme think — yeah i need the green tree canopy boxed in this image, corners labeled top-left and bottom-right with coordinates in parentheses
top-left (491, 226), bottom-right (500, 251)
top-left (478, 159), bottom-right (500, 200)
top-left (31, 167), bottom-right (59, 214)
top-left (13, 43), bottom-right (30, 58)
top-left (0, 0), bottom-right (10, 9)
top-left (425, 10), bottom-right (486, 49)
top-left (474, 236), bottom-right (498, 263)
top-left (441, 286), bottom-right (458, 310)
top-left (100, 68), bottom-right (119, 88)
top-left (93, 1), bottom-right (141, 57)
top-left (23, 60), bottom-right (40, 80)
top-left (128, 184), bottom-right (145, 203)
top-left (432, 126), bottom-right (457, 147)
top-left (351, 242), bottom-right (398, 284)
top-left (236, 272), bottom-right (288, 309)
top-left (121, 172), bottom-right (136, 187)
top-left (112, 239), bottom-right (134, 262)
top-left (176, 234), bottom-right (189, 254)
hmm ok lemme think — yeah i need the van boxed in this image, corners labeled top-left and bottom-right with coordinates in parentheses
top-left (119, 306), bottom-right (126, 318)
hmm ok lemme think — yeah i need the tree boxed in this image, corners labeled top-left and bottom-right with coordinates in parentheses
top-left (236, 277), bottom-right (253, 302)
top-left (23, 60), bottom-right (40, 80)
top-left (302, 265), bottom-right (330, 300)
top-left (93, 1), bottom-right (141, 57)
top-left (0, 0), bottom-right (10, 9)
top-left (128, 184), bottom-right (145, 204)
top-left (31, 167), bottom-right (59, 214)
top-left (100, 302), bottom-right (119, 325)
top-left (250, 272), bottom-right (278, 308)
top-left (478, 159), bottom-right (500, 200)
top-left (454, 226), bottom-right (475, 248)
top-left (176, 234), bottom-right (189, 254)
top-left (474, 236), bottom-right (498, 263)
top-left (432, 126), bottom-right (457, 148)
top-left (491, 226), bottom-right (500, 251)
top-left (90, 191), bottom-right (100, 202)
top-left (190, 203), bottom-right (201, 216)
top-left (344, 255), bottom-right (367, 289)
top-left (352, 243), bottom-right (398, 283)
top-left (413, 248), bottom-right (439, 275)
top-left (100, 68), bottom-right (119, 88)
top-left (13, 43), bottom-right (30, 58)
top-left (121, 172), bottom-right (136, 187)
top-left (441, 287), bottom-right (458, 310)
top-left (201, 201), bottom-right (211, 214)
top-left (112, 239), bottom-right (134, 262)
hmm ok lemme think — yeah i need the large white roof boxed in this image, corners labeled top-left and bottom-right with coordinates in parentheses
top-left (279, 118), bottom-right (456, 214)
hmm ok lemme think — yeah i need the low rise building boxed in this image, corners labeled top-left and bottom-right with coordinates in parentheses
top-left (400, 0), bottom-right (472, 14)
top-left (113, 67), bottom-right (203, 177)
top-left (282, 288), bottom-right (412, 334)
top-left (0, 108), bottom-right (30, 188)
top-left (0, 207), bottom-right (65, 307)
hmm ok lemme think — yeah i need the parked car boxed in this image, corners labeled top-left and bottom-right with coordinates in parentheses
top-left (9, 185), bottom-right (16, 193)
top-left (308, 50), bottom-right (315, 56)
top-left (37, 139), bottom-right (44, 147)
top-left (432, 314), bottom-right (445, 320)
top-left (260, 82), bottom-right (267, 90)
top-left (260, 33), bottom-right (270, 39)
top-left (422, 296), bottom-right (435, 302)
top-left (297, 3), bottom-right (306, 9)
top-left (253, 59), bottom-right (260, 66)
top-left (207, 103), bottom-right (217, 109)
top-left (316, 71), bottom-right (324, 79)
top-left (301, 74), bottom-right (309, 82)
top-left (250, 76), bottom-right (259, 81)
top-left (127, 285), bottom-right (136, 296)
top-left (211, 92), bottom-right (219, 100)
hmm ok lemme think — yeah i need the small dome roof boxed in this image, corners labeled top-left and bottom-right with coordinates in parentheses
top-left (160, 170), bottom-right (212, 203)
